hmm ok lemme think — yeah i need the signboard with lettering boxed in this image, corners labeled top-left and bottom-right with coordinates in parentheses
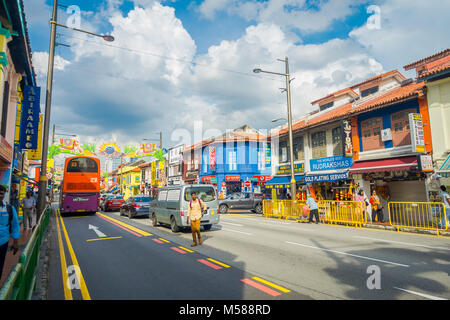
top-left (265, 144), bottom-right (271, 168)
top-left (276, 163), bottom-right (304, 175)
top-left (409, 113), bottom-right (425, 153)
top-left (225, 175), bottom-right (240, 182)
top-left (209, 147), bottom-right (216, 171)
top-left (28, 114), bottom-right (43, 160)
top-left (417, 155), bottom-right (433, 172)
top-left (19, 86), bottom-right (41, 150)
top-left (310, 155), bottom-right (353, 172)
top-left (305, 171), bottom-right (349, 183)
top-left (341, 120), bottom-right (353, 157)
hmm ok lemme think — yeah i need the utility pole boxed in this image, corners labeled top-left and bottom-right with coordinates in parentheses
top-left (160, 131), bottom-right (162, 150)
top-left (37, 0), bottom-right (58, 217)
top-left (52, 124), bottom-right (55, 145)
top-left (284, 57), bottom-right (296, 200)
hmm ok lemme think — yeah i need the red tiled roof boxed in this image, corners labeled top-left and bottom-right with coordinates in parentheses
top-left (418, 59), bottom-right (450, 79)
top-left (349, 70), bottom-right (405, 90)
top-left (311, 87), bottom-right (358, 105)
top-left (404, 49), bottom-right (450, 70)
top-left (273, 81), bottom-right (425, 137)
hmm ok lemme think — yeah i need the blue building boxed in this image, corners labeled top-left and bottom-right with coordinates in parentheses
top-left (197, 126), bottom-right (272, 196)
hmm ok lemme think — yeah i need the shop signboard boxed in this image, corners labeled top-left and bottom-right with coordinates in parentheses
top-left (305, 171), bottom-right (349, 183)
top-left (19, 86), bottom-right (41, 150)
top-left (417, 155), bottom-right (433, 172)
top-left (341, 120), bottom-right (353, 157)
top-left (310, 155), bottom-right (353, 172)
top-left (225, 175), bottom-right (240, 182)
top-left (28, 114), bottom-right (43, 160)
top-left (439, 153), bottom-right (450, 171)
top-left (409, 113), bottom-right (425, 153)
top-left (276, 163), bottom-right (304, 175)
top-left (265, 144), bottom-right (271, 168)
top-left (209, 147), bottom-right (216, 171)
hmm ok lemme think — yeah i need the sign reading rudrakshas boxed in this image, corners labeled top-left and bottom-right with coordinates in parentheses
top-left (19, 86), bottom-right (41, 150)
top-left (341, 119), bottom-right (352, 157)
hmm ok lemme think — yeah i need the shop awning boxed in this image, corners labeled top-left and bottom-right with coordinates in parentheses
top-left (349, 156), bottom-right (418, 174)
top-left (265, 175), bottom-right (304, 188)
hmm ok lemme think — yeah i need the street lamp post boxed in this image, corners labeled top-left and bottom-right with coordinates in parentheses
top-left (254, 57), bottom-right (296, 200)
top-left (37, 0), bottom-right (115, 215)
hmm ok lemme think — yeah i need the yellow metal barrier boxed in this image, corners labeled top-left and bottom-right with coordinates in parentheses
top-left (388, 202), bottom-right (447, 235)
top-left (318, 200), bottom-right (366, 227)
top-left (262, 200), bottom-right (307, 220)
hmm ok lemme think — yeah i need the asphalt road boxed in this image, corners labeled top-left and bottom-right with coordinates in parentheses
top-left (47, 205), bottom-right (450, 300)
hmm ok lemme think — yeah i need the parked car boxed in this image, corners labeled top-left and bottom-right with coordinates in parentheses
top-left (218, 192), bottom-right (264, 214)
top-left (99, 193), bottom-right (114, 210)
top-left (119, 195), bottom-right (151, 218)
top-left (149, 184), bottom-right (220, 232)
top-left (102, 195), bottom-right (125, 212)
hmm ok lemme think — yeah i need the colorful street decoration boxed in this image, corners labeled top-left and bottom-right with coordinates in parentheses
top-left (98, 142), bottom-right (121, 157)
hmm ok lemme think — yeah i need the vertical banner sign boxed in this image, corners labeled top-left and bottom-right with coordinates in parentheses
top-left (409, 113), bottom-right (425, 153)
top-left (28, 114), bottom-right (43, 160)
top-left (341, 119), bottom-right (353, 157)
top-left (19, 86), bottom-right (41, 150)
top-left (265, 144), bottom-right (271, 168)
top-left (209, 147), bottom-right (216, 171)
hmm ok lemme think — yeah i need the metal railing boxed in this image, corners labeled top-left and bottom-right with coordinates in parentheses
top-left (0, 205), bottom-right (51, 300)
top-left (263, 200), bottom-right (307, 220)
top-left (319, 200), bottom-right (366, 228)
top-left (388, 202), bottom-right (447, 235)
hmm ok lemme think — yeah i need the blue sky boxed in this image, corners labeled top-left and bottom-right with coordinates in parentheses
top-left (22, 0), bottom-right (449, 149)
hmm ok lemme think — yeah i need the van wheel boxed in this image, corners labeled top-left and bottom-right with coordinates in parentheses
top-left (219, 204), bottom-right (228, 214)
top-left (170, 216), bottom-right (180, 233)
top-left (255, 203), bottom-right (263, 214)
top-left (152, 213), bottom-right (159, 227)
top-left (203, 224), bottom-right (212, 231)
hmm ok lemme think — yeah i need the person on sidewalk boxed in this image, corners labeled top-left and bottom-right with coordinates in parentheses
top-left (187, 191), bottom-right (206, 247)
top-left (306, 193), bottom-right (319, 224)
top-left (369, 190), bottom-right (383, 223)
top-left (355, 190), bottom-right (369, 222)
top-left (439, 185), bottom-right (450, 229)
top-left (20, 191), bottom-right (36, 230)
top-left (0, 185), bottom-right (21, 280)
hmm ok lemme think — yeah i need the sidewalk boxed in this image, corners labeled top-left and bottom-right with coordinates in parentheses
top-left (0, 223), bottom-right (33, 288)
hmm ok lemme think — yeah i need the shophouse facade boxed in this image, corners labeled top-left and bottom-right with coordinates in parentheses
top-left (167, 145), bottom-right (184, 186)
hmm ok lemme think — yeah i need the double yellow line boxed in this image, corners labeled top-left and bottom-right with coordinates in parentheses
top-left (56, 210), bottom-right (91, 300)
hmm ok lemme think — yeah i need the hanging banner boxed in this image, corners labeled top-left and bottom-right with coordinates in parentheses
top-left (209, 147), bottom-right (216, 171)
top-left (341, 119), bottom-right (353, 157)
top-left (265, 144), bottom-right (271, 168)
top-left (28, 114), bottom-right (43, 160)
top-left (409, 113), bottom-right (425, 153)
top-left (19, 86), bottom-right (41, 150)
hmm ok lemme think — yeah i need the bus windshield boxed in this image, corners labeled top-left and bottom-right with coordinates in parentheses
top-left (67, 157), bottom-right (98, 173)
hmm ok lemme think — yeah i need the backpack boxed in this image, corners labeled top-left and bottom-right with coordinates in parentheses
top-left (189, 199), bottom-right (203, 210)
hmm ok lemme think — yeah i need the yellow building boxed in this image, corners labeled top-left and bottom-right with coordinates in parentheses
top-left (118, 165), bottom-right (141, 199)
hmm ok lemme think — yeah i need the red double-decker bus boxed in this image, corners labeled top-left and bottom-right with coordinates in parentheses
top-left (60, 156), bottom-right (100, 214)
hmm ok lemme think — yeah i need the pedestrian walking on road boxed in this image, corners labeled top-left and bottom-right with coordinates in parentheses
top-left (187, 191), bottom-right (206, 247)
top-left (0, 185), bottom-right (21, 280)
top-left (369, 190), bottom-right (383, 223)
top-left (306, 193), bottom-right (319, 224)
top-left (439, 185), bottom-right (450, 228)
top-left (21, 191), bottom-right (36, 230)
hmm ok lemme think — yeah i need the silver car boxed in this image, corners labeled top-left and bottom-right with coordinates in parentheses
top-left (149, 185), bottom-right (220, 232)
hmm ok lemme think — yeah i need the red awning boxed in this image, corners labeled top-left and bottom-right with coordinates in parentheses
top-left (350, 156), bottom-right (418, 174)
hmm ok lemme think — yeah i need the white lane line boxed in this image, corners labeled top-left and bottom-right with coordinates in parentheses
top-left (212, 227), bottom-right (253, 235)
top-left (393, 287), bottom-right (447, 300)
top-left (285, 241), bottom-right (410, 268)
top-left (256, 222), bottom-right (313, 232)
top-left (219, 221), bottom-right (244, 227)
top-left (354, 236), bottom-right (450, 251)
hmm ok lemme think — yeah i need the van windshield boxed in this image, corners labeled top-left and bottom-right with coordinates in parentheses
top-left (184, 187), bottom-right (216, 202)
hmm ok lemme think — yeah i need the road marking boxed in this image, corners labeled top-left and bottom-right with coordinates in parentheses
top-left (159, 238), bottom-right (170, 243)
top-left (240, 278), bottom-right (281, 297)
top-left (198, 259), bottom-right (223, 270)
top-left (88, 224), bottom-right (107, 238)
top-left (219, 221), bottom-right (244, 227)
top-left (353, 236), bottom-right (450, 251)
top-left (86, 236), bottom-right (122, 242)
top-left (179, 246), bottom-right (194, 253)
top-left (207, 258), bottom-right (231, 268)
top-left (55, 210), bottom-right (73, 300)
top-left (285, 241), bottom-right (410, 268)
top-left (170, 247), bottom-right (188, 254)
top-left (393, 287), bottom-right (447, 300)
top-left (218, 228), bottom-right (253, 235)
top-left (97, 214), bottom-right (142, 237)
top-left (152, 238), bottom-right (164, 244)
top-left (58, 210), bottom-right (91, 300)
top-left (252, 277), bottom-right (291, 293)
top-left (96, 212), bottom-right (152, 237)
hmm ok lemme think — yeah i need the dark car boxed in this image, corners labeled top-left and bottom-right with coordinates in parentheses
top-left (99, 193), bottom-right (114, 210)
top-left (102, 195), bottom-right (124, 212)
top-left (218, 192), bottom-right (263, 214)
top-left (120, 195), bottom-right (151, 219)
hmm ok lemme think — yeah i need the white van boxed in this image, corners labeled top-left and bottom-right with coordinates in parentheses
top-left (149, 185), bottom-right (220, 232)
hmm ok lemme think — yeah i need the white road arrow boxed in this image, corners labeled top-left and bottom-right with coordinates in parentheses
top-left (88, 224), bottom-right (107, 238)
